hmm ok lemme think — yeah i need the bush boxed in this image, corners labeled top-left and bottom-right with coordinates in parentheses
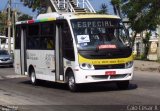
top-left (134, 54), bottom-right (148, 60)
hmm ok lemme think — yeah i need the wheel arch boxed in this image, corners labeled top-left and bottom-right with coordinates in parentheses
top-left (65, 67), bottom-right (74, 82)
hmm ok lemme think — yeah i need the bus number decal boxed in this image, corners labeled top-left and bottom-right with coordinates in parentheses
top-left (27, 52), bottom-right (38, 60)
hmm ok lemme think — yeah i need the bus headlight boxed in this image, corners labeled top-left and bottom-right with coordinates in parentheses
top-left (80, 63), bottom-right (94, 70)
top-left (125, 61), bottom-right (133, 68)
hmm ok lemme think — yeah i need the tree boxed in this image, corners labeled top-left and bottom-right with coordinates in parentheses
top-left (111, 0), bottom-right (121, 16)
top-left (20, 0), bottom-right (48, 14)
top-left (0, 10), bottom-right (32, 38)
top-left (20, 0), bottom-right (57, 14)
top-left (143, 31), bottom-right (151, 59)
top-left (97, 3), bottom-right (108, 14)
top-left (18, 13), bottom-right (33, 21)
top-left (122, 0), bottom-right (160, 44)
top-left (0, 12), bottom-right (7, 35)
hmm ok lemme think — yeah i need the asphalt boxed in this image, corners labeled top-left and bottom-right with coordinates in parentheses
top-left (0, 69), bottom-right (160, 106)
top-left (0, 62), bottom-right (160, 111)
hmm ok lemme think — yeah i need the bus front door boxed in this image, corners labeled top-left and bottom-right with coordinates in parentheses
top-left (55, 20), bottom-right (75, 82)
top-left (20, 27), bottom-right (27, 75)
top-left (55, 22), bottom-right (64, 82)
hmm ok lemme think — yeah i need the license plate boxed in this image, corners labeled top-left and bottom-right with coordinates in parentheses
top-left (105, 71), bottom-right (116, 76)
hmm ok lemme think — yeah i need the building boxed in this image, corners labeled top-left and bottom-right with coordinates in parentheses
top-left (0, 36), bottom-right (14, 52)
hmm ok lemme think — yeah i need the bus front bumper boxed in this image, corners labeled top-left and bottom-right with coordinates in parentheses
top-left (74, 67), bottom-right (134, 84)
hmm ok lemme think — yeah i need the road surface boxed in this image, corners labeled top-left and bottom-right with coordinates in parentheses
top-left (0, 68), bottom-right (160, 111)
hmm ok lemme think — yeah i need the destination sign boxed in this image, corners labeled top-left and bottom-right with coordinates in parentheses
top-left (72, 20), bottom-right (119, 28)
top-left (98, 44), bottom-right (117, 49)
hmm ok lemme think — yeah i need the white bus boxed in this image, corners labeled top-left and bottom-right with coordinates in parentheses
top-left (15, 12), bottom-right (134, 91)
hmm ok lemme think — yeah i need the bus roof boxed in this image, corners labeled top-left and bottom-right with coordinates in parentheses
top-left (37, 12), bottom-right (120, 19)
top-left (16, 12), bottom-right (120, 25)
top-left (71, 13), bottom-right (120, 19)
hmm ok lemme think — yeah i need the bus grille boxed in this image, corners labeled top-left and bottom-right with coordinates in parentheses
top-left (94, 64), bottom-right (125, 70)
top-left (92, 74), bottom-right (128, 80)
top-left (110, 74), bottom-right (128, 79)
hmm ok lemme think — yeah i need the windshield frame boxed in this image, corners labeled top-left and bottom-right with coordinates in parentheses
top-left (71, 18), bottom-right (131, 51)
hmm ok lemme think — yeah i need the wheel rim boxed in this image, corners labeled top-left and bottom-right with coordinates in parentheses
top-left (31, 72), bottom-right (36, 83)
top-left (69, 76), bottom-right (75, 89)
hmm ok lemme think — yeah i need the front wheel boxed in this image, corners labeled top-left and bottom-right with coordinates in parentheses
top-left (30, 69), bottom-right (38, 85)
top-left (68, 72), bottom-right (78, 92)
top-left (116, 81), bottom-right (129, 90)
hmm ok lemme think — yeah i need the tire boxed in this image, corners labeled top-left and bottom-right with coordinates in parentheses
top-left (116, 81), bottom-right (129, 90)
top-left (30, 69), bottom-right (38, 85)
top-left (68, 72), bottom-right (78, 92)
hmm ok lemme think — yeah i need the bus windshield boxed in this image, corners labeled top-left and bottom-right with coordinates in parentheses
top-left (71, 18), bottom-right (130, 51)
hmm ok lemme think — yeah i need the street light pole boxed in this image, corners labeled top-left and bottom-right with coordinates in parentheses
top-left (7, 0), bottom-right (11, 54)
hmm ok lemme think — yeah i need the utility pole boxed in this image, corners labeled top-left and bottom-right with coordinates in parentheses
top-left (158, 25), bottom-right (160, 60)
top-left (12, 10), bottom-right (15, 53)
top-left (7, 0), bottom-right (12, 54)
top-left (12, 9), bottom-right (17, 54)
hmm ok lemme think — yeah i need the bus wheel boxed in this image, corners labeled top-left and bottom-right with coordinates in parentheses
top-left (30, 69), bottom-right (38, 85)
top-left (68, 72), bottom-right (78, 92)
top-left (116, 81), bottom-right (129, 90)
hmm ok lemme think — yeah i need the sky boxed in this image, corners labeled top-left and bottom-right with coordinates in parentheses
top-left (0, 0), bottom-right (114, 17)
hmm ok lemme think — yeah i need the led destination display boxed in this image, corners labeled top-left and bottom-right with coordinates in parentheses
top-left (72, 19), bottom-right (119, 28)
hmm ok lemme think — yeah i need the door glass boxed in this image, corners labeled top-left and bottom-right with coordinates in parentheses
top-left (62, 21), bottom-right (75, 61)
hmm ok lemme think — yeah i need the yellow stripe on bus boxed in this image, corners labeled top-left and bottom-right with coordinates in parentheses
top-left (78, 54), bottom-right (133, 65)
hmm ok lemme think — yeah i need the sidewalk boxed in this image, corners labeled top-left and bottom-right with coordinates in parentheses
top-left (0, 68), bottom-right (26, 80)
top-left (134, 60), bottom-right (160, 72)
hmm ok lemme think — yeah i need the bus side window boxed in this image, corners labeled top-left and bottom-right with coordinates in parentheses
top-left (27, 24), bottom-right (40, 49)
top-left (15, 26), bottom-right (21, 49)
top-left (28, 24), bottom-right (39, 36)
top-left (41, 22), bottom-right (55, 50)
top-left (26, 22), bottom-right (55, 50)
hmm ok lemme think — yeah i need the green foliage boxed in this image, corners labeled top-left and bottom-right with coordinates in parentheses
top-left (143, 31), bottom-right (151, 59)
top-left (110, 0), bottom-right (160, 44)
top-left (111, 0), bottom-right (121, 7)
top-left (111, 0), bottom-right (121, 15)
top-left (97, 3), bottom-right (108, 14)
top-left (0, 11), bottom-right (32, 36)
top-left (121, 0), bottom-right (160, 57)
top-left (122, 0), bottom-right (160, 33)
top-left (110, 0), bottom-right (160, 60)
top-left (20, 0), bottom-right (47, 14)
top-left (18, 13), bottom-right (33, 21)
top-left (143, 32), bottom-right (151, 45)
top-left (135, 54), bottom-right (147, 60)
top-left (0, 12), bottom-right (7, 35)
top-left (134, 32), bottom-right (151, 60)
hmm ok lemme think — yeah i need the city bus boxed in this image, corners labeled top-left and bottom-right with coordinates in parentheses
top-left (15, 12), bottom-right (134, 91)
